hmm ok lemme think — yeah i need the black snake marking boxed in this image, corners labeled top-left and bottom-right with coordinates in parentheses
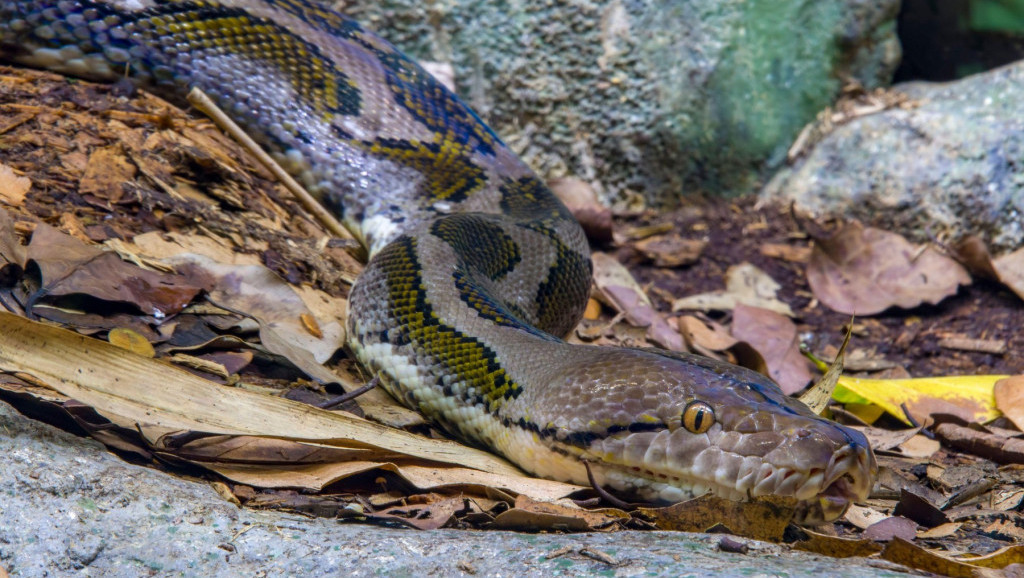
top-left (0, 0), bottom-right (876, 524)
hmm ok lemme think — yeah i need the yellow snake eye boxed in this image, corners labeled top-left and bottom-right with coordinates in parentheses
top-left (682, 401), bottom-right (715, 434)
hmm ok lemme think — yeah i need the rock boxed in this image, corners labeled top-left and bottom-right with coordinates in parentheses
top-left (0, 399), bottom-right (912, 576)
top-left (340, 0), bottom-right (901, 206)
top-left (764, 60), bottom-right (1024, 251)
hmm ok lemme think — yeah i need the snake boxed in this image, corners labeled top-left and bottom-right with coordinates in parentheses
top-left (0, 0), bottom-right (875, 524)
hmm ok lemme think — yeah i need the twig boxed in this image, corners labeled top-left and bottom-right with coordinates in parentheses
top-left (186, 88), bottom-right (357, 246)
top-left (317, 375), bottom-right (380, 409)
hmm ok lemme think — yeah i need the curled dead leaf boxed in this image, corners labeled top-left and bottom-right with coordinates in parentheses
top-left (806, 221), bottom-right (970, 315)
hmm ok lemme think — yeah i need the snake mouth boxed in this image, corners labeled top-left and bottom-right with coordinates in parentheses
top-left (789, 444), bottom-right (876, 525)
top-left (587, 435), bottom-right (876, 525)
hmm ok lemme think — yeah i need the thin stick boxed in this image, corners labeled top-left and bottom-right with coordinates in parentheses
top-left (317, 375), bottom-right (380, 410)
top-left (186, 87), bottom-right (356, 244)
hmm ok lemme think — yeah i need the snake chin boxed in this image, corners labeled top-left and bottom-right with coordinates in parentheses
top-left (791, 444), bottom-right (877, 525)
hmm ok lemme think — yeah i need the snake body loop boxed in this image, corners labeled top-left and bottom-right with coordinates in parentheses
top-left (0, 0), bottom-right (876, 523)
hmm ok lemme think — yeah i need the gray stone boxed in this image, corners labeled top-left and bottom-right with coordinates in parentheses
top-left (763, 60), bottom-right (1024, 251)
top-left (0, 399), bottom-right (913, 576)
top-left (340, 0), bottom-right (901, 206)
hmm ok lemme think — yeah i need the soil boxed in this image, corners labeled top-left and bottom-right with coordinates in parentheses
top-left (619, 196), bottom-right (1024, 380)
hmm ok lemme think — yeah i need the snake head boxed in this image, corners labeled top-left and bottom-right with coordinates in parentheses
top-left (528, 347), bottom-right (877, 525)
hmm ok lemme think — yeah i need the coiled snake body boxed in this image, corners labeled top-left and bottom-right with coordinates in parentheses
top-left (0, 0), bottom-right (875, 523)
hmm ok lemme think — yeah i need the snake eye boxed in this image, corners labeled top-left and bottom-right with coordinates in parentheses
top-left (682, 401), bottom-right (715, 434)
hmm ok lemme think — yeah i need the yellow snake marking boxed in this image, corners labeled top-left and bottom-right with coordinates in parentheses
top-left (380, 236), bottom-right (523, 412)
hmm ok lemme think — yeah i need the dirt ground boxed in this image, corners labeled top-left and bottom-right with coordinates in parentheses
top-left (620, 196), bottom-right (1024, 380)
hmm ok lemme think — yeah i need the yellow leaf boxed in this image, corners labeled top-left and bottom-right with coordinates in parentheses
top-left (834, 374), bottom-right (1006, 425)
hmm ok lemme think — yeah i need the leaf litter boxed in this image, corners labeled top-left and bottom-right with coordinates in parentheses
top-left (2, 66), bottom-right (1024, 575)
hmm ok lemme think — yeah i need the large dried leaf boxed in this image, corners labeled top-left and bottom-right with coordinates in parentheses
top-left (833, 374), bottom-right (1006, 425)
top-left (807, 221), bottom-right (970, 315)
top-left (27, 224), bottom-right (203, 317)
top-left (956, 236), bottom-right (1024, 302)
top-left (635, 494), bottom-right (796, 542)
top-left (793, 529), bottom-right (883, 558)
top-left (882, 537), bottom-right (1024, 577)
top-left (0, 311), bottom-right (523, 476)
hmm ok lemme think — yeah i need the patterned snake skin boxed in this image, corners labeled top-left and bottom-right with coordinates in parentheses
top-left (0, 0), bottom-right (876, 523)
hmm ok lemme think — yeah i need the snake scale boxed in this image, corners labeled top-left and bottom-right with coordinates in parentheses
top-left (0, 0), bottom-right (875, 523)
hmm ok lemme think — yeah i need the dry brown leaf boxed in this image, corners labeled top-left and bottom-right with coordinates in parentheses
top-left (0, 163), bottom-right (30, 206)
top-left (994, 376), bottom-right (1024, 431)
top-left (491, 495), bottom-right (626, 532)
top-left (893, 488), bottom-right (949, 528)
top-left (27, 224), bottom-right (204, 317)
top-left (203, 460), bottom-right (581, 502)
top-left (993, 489), bottom-right (1024, 511)
top-left (994, 247), bottom-right (1024, 302)
top-left (129, 230), bottom-right (263, 266)
top-left (852, 426), bottom-right (921, 453)
top-left (672, 263), bottom-right (794, 317)
top-left (792, 528), bottom-right (883, 558)
top-left (0, 208), bottom-right (26, 280)
top-left (916, 522), bottom-right (962, 539)
top-left (731, 304), bottom-right (811, 395)
top-left (806, 221), bottom-right (970, 315)
top-left (843, 504), bottom-right (888, 530)
top-left (547, 177), bottom-right (612, 244)
top-left (956, 236), bottom-right (1024, 302)
top-left (635, 494), bottom-right (795, 542)
top-left (882, 538), bottom-right (1024, 577)
top-left (896, 435), bottom-right (940, 459)
top-left (862, 516), bottom-right (918, 542)
top-left (371, 496), bottom-right (466, 530)
top-left (677, 315), bottom-right (737, 352)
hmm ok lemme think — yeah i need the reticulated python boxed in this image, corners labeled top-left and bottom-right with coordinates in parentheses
top-left (0, 0), bottom-right (875, 523)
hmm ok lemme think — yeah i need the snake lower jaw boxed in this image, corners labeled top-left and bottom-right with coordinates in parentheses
top-left (588, 441), bottom-right (876, 526)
